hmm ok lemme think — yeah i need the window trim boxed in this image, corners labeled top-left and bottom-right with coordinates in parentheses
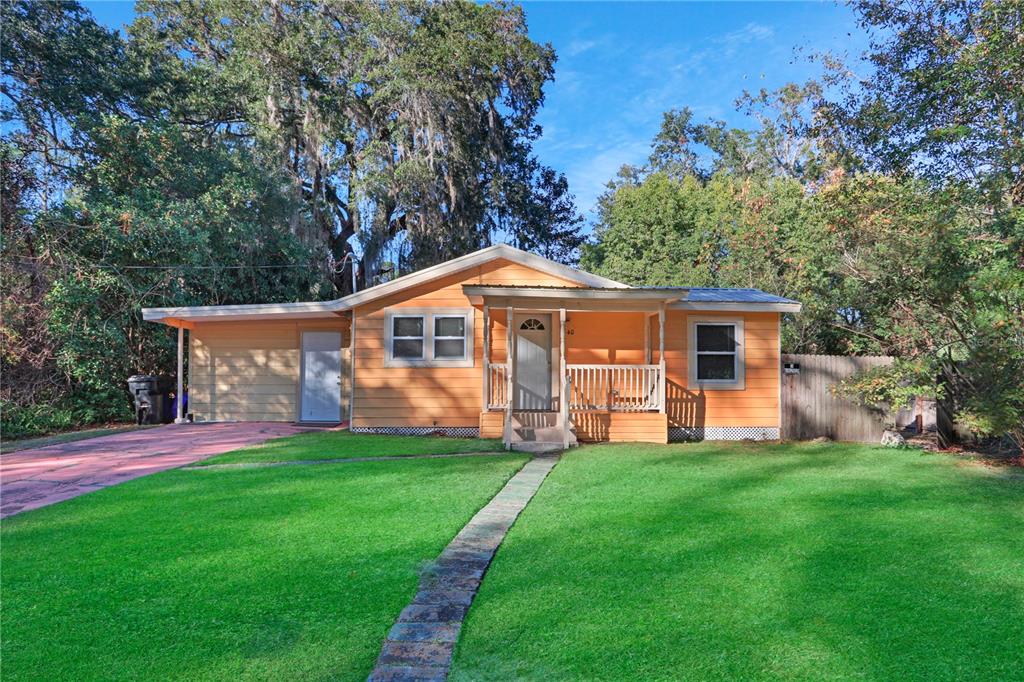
top-left (687, 317), bottom-right (745, 390)
top-left (384, 308), bottom-right (475, 367)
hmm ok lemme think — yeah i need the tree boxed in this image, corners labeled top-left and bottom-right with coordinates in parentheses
top-left (582, 174), bottom-right (715, 286)
top-left (131, 0), bottom-right (583, 285)
top-left (1, 0), bottom-right (587, 437)
top-left (821, 0), bottom-right (1024, 206)
top-left (819, 174), bottom-right (1024, 447)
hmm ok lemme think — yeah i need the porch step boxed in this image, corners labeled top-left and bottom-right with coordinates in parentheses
top-left (510, 411), bottom-right (577, 449)
top-left (511, 442), bottom-right (564, 454)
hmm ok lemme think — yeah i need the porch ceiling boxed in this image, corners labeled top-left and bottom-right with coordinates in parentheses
top-left (463, 285), bottom-right (686, 312)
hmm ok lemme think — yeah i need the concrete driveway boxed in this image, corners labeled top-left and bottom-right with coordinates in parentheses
top-left (1, 422), bottom-right (333, 518)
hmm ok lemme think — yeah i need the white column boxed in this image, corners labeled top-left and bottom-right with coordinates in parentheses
top-left (644, 313), bottom-right (652, 364)
top-left (482, 305), bottom-right (490, 410)
top-left (560, 307), bottom-right (569, 449)
top-left (504, 306), bottom-right (514, 449)
top-left (658, 304), bottom-right (666, 413)
top-left (348, 312), bottom-right (356, 426)
top-left (175, 325), bottom-right (186, 423)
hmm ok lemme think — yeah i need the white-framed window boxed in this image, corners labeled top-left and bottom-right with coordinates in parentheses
top-left (687, 317), bottom-right (745, 390)
top-left (433, 315), bottom-right (466, 359)
top-left (391, 315), bottom-right (425, 360)
top-left (384, 308), bottom-right (474, 367)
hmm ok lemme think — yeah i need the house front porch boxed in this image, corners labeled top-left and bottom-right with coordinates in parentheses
top-left (465, 285), bottom-right (684, 449)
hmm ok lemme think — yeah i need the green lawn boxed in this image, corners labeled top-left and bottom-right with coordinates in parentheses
top-left (2, 453), bottom-right (528, 681)
top-left (451, 441), bottom-right (1024, 681)
top-left (200, 430), bottom-right (504, 465)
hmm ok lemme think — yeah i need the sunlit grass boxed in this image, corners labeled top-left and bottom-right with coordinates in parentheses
top-left (2, 454), bottom-right (527, 680)
top-left (451, 441), bottom-right (1024, 681)
top-left (200, 430), bottom-right (504, 465)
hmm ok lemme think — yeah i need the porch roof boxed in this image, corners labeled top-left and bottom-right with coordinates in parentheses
top-left (463, 284), bottom-right (802, 313)
top-left (462, 285), bottom-right (688, 311)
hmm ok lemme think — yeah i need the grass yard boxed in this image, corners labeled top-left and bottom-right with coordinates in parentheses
top-left (200, 429), bottom-right (504, 465)
top-left (451, 441), bottom-right (1024, 681)
top-left (1, 452), bottom-right (528, 681)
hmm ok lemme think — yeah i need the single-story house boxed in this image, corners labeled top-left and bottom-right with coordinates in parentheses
top-left (142, 245), bottom-right (801, 448)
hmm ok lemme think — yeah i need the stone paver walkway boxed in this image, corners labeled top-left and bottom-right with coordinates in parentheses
top-left (1, 422), bottom-right (332, 518)
top-left (368, 454), bottom-right (560, 682)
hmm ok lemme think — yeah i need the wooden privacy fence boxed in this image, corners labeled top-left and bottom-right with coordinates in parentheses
top-left (781, 354), bottom-right (894, 443)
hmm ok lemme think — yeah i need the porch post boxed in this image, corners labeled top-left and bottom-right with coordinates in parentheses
top-left (644, 313), bottom-right (652, 365)
top-left (560, 307), bottom-right (569, 449)
top-left (175, 325), bottom-right (186, 423)
top-left (482, 305), bottom-right (490, 410)
top-left (348, 312), bottom-right (356, 426)
top-left (658, 304), bottom-right (666, 413)
top-left (504, 306), bottom-right (514, 449)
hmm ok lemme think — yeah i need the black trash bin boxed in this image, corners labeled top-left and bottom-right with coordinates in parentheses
top-left (156, 374), bottom-right (175, 423)
top-left (128, 375), bottom-right (157, 424)
top-left (127, 375), bottom-right (175, 425)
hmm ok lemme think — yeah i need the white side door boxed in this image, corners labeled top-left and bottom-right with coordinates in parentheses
top-left (300, 331), bottom-right (342, 422)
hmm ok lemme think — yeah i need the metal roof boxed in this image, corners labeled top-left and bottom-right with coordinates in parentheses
top-left (461, 284), bottom-right (797, 304)
top-left (686, 288), bottom-right (798, 304)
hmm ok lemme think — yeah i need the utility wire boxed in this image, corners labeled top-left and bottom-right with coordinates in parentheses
top-left (12, 257), bottom-right (350, 272)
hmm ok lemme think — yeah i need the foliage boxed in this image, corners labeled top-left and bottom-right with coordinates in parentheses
top-left (820, 0), bottom-right (1024, 206)
top-left (130, 0), bottom-right (583, 281)
top-left (582, 173), bottom-right (715, 286)
top-left (833, 359), bottom-right (941, 421)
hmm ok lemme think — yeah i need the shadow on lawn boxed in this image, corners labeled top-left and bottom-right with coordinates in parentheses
top-left (2, 456), bottom-right (526, 680)
top-left (452, 444), bottom-right (1024, 681)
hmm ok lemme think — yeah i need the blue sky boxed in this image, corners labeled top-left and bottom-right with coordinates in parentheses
top-left (84, 1), bottom-right (867, 222)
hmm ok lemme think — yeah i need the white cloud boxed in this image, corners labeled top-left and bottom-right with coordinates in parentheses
top-left (718, 22), bottom-right (776, 48)
top-left (564, 138), bottom-right (653, 220)
top-left (565, 39), bottom-right (599, 57)
top-left (538, 18), bottom-right (787, 221)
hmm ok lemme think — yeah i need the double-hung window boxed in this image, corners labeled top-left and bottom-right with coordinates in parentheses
top-left (391, 316), bottom-right (425, 360)
top-left (433, 316), bottom-right (466, 359)
top-left (688, 317), bottom-right (745, 389)
top-left (385, 309), bottom-right (474, 367)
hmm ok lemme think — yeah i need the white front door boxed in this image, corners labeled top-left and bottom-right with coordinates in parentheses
top-left (514, 314), bottom-right (552, 410)
top-left (300, 331), bottom-right (342, 422)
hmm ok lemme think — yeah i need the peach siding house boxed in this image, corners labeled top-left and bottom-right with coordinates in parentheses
top-left (143, 245), bottom-right (801, 448)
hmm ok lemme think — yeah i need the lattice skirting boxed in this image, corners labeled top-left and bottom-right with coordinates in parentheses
top-left (669, 426), bottom-right (780, 442)
top-left (350, 426), bottom-right (480, 438)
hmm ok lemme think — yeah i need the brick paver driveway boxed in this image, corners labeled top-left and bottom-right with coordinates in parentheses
top-left (1, 422), bottom-right (333, 518)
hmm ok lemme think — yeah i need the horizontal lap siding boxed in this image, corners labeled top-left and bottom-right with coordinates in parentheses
top-left (352, 259), bottom-right (580, 429)
top-left (189, 318), bottom-right (350, 423)
top-left (572, 412), bottom-right (667, 443)
top-left (479, 412), bottom-right (504, 439)
top-left (566, 312), bottom-right (647, 364)
top-left (664, 311), bottom-right (780, 428)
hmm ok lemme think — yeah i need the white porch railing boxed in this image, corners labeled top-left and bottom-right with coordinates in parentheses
top-left (567, 364), bottom-right (662, 411)
top-left (486, 362), bottom-right (509, 409)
